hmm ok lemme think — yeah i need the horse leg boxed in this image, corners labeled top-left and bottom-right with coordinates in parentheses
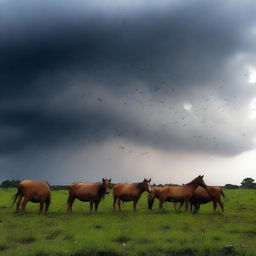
top-left (191, 202), bottom-right (197, 213)
top-left (95, 202), bottom-right (99, 212)
top-left (67, 196), bottom-right (75, 214)
top-left (159, 200), bottom-right (164, 211)
top-left (217, 199), bottom-right (224, 214)
top-left (118, 199), bottom-right (121, 211)
top-left (190, 202), bottom-right (193, 212)
top-left (45, 201), bottom-right (50, 213)
top-left (173, 202), bottom-right (182, 211)
top-left (89, 202), bottom-right (93, 212)
top-left (185, 200), bottom-right (189, 212)
top-left (133, 200), bottom-right (138, 211)
top-left (148, 196), bottom-right (154, 210)
top-left (192, 202), bottom-right (196, 213)
top-left (193, 202), bottom-right (198, 213)
top-left (39, 201), bottom-right (44, 215)
top-left (212, 201), bottom-right (217, 214)
top-left (179, 201), bottom-right (184, 211)
top-left (21, 197), bottom-right (29, 214)
top-left (16, 196), bottom-right (23, 213)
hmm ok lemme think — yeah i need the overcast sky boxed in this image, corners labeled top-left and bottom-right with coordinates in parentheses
top-left (1, 0), bottom-right (256, 185)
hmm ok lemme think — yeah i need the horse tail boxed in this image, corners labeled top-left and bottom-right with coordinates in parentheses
top-left (12, 185), bottom-right (21, 206)
top-left (67, 193), bottom-right (72, 205)
top-left (67, 187), bottom-right (73, 205)
top-left (221, 189), bottom-right (225, 199)
top-left (47, 193), bottom-right (51, 204)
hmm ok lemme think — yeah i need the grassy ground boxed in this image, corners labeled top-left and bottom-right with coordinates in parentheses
top-left (0, 189), bottom-right (256, 256)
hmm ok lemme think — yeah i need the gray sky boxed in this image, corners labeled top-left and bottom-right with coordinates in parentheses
top-left (1, 0), bottom-right (256, 185)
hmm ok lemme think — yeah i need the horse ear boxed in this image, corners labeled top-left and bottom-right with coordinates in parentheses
top-left (144, 178), bottom-right (146, 181)
top-left (102, 178), bottom-right (105, 182)
top-left (109, 178), bottom-right (111, 182)
top-left (202, 175), bottom-right (204, 178)
top-left (148, 178), bottom-right (151, 182)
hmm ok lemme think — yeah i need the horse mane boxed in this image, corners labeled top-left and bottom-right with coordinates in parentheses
top-left (42, 180), bottom-right (50, 184)
top-left (185, 176), bottom-right (205, 188)
top-left (185, 177), bottom-right (199, 186)
top-left (43, 180), bottom-right (51, 189)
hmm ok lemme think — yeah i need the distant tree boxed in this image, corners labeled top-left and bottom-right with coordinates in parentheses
top-left (50, 185), bottom-right (70, 191)
top-left (241, 178), bottom-right (255, 188)
top-left (0, 179), bottom-right (20, 189)
top-left (224, 184), bottom-right (239, 189)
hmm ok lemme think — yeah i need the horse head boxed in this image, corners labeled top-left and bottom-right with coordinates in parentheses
top-left (142, 178), bottom-right (152, 193)
top-left (197, 175), bottom-right (207, 188)
top-left (102, 178), bottom-right (111, 194)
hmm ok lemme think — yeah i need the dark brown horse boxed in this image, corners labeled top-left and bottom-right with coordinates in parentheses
top-left (67, 178), bottom-right (111, 213)
top-left (113, 178), bottom-right (152, 211)
top-left (159, 175), bottom-right (207, 211)
top-left (190, 186), bottom-right (225, 213)
top-left (12, 180), bottom-right (51, 214)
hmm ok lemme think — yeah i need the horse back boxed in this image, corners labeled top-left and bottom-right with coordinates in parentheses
top-left (20, 180), bottom-right (50, 201)
top-left (161, 185), bottom-right (192, 201)
top-left (72, 183), bottom-right (100, 201)
top-left (194, 186), bottom-right (221, 203)
top-left (207, 186), bottom-right (222, 199)
top-left (113, 184), bottom-right (140, 201)
top-left (152, 186), bottom-right (166, 199)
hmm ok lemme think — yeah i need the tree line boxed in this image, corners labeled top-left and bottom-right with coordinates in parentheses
top-left (0, 180), bottom-right (20, 189)
top-left (0, 177), bottom-right (256, 189)
top-left (224, 177), bottom-right (256, 189)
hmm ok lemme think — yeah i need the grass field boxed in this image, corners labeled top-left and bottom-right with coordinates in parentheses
top-left (0, 189), bottom-right (256, 256)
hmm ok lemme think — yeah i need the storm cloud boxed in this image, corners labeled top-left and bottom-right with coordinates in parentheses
top-left (1, 0), bottom-right (256, 184)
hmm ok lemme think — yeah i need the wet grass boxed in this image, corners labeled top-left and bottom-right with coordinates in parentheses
top-left (0, 189), bottom-right (256, 255)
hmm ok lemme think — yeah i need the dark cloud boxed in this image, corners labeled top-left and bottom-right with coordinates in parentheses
top-left (1, 0), bottom-right (256, 183)
top-left (2, 0), bottom-right (256, 97)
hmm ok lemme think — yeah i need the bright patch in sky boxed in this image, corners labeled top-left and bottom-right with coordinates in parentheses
top-left (184, 103), bottom-right (192, 111)
top-left (249, 98), bottom-right (256, 120)
top-left (248, 66), bottom-right (256, 84)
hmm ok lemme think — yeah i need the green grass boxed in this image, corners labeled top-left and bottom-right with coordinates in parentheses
top-left (0, 189), bottom-right (256, 255)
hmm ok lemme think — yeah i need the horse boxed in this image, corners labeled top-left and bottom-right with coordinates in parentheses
top-left (148, 185), bottom-right (180, 210)
top-left (12, 180), bottom-right (51, 214)
top-left (67, 178), bottom-right (111, 213)
top-left (158, 175), bottom-right (207, 211)
top-left (148, 186), bottom-right (164, 210)
top-left (190, 186), bottom-right (225, 214)
top-left (113, 178), bottom-right (152, 211)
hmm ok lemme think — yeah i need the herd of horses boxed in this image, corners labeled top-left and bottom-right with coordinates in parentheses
top-left (10, 175), bottom-right (225, 214)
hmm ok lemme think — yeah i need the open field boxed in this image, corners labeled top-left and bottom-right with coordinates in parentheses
top-left (0, 189), bottom-right (256, 256)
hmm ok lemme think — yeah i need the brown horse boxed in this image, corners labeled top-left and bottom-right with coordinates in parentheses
top-left (148, 186), bottom-right (164, 210)
top-left (159, 175), bottom-right (207, 211)
top-left (148, 185), bottom-right (179, 210)
top-left (67, 178), bottom-right (111, 213)
top-left (190, 186), bottom-right (225, 213)
top-left (113, 178), bottom-right (152, 211)
top-left (12, 180), bottom-right (51, 214)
